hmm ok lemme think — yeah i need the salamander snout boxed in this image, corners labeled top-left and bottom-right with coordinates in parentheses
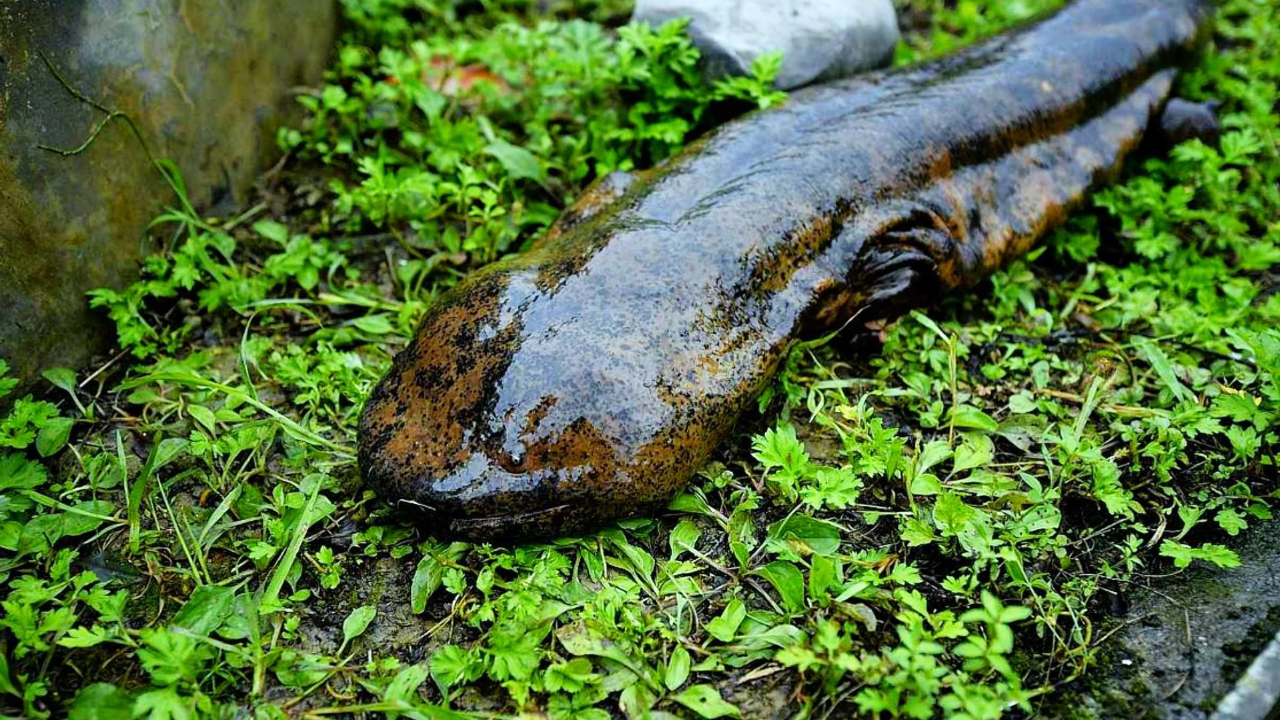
top-left (356, 269), bottom-right (626, 541)
top-left (361, 437), bottom-right (582, 541)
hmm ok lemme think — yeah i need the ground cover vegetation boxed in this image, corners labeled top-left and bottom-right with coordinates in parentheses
top-left (1, 0), bottom-right (1277, 717)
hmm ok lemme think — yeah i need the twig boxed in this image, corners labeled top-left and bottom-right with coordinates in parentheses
top-left (79, 348), bottom-right (130, 389)
top-left (36, 52), bottom-right (156, 163)
top-left (1038, 388), bottom-right (1167, 417)
top-left (1093, 612), bottom-right (1153, 647)
top-left (735, 663), bottom-right (788, 685)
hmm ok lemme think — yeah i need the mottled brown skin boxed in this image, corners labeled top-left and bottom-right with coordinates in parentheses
top-left (360, 0), bottom-right (1214, 541)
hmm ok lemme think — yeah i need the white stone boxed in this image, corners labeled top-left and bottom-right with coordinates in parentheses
top-left (633, 0), bottom-right (900, 90)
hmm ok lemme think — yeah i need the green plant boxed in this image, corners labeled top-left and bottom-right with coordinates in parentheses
top-left (2, 0), bottom-right (1276, 717)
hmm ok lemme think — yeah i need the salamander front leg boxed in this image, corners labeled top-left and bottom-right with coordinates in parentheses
top-left (1152, 98), bottom-right (1221, 149)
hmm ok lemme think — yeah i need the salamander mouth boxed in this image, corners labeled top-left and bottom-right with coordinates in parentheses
top-left (440, 503), bottom-right (577, 542)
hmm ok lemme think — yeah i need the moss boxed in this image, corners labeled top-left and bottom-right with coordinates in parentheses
top-left (0, 0), bottom-right (336, 385)
top-left (1220, 606), bottom-right (1280, 686)
top-left (1035, 641), bottom-right (1158, 720)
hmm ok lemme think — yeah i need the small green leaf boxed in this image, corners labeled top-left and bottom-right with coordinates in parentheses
top-left (953, 434), bottom-right (994, 474)
top-left (352, 314), bottom-right (396, 335)
top-left (485, 140), bottom-right (546, 182)
top-left (668, 519), bottom-right (702, 560)
top-left (912, 311), bottom-right (951, 345)
top-left (999, 605), bottom-right (1033, 624)
top-left (914, 440), bottom-right (953, 475)
top-left (412, 555), bottom-right (443, 614)
top-left (67, 682), bottom-right (132, 720)
top-left (754, 561), bottom-right (805, 613)
top-left (949, 405), bottom-right (999, 432)
top-left (909, 473), bottom-right (942, 496)
top-left (672, 684), bottom-right (740, 719)
top-left (253, 220), bottom-right (291, 244)
top-left (188, 405), bottom-right (217, 433)
top-left (1135, 338), bottom-right (1192, 403)
top-left (42, 367), bottom-right (77, 393)
top-left (809, 554), bottom-right (837, 600)
top-left (752, 424), bottom-right (809, 475)
top-left (153, 437), bottom-right (188, 469)
top-left (665, 645), bottom-right (691, 691)
top-left (1225, 425), bottom-right (1262, 462)
top-left (216, 593), bottom-right (258, 641)
top-left (0, 452), bottom-right (46, 490)
top-left (383, 663), bottom-right (430, 707)
top-left (273, 650), bottom-right (331, 688)
top-left (705, 599), bottom-right (746, 642)
top-left (1215, 508), bottom-right (1248, 536)
top-left (0, 642), bottom-right (18, 696)
top-left (172, 586), bottom-right (236, 636)
top-left (58, 625), bottom-right (114, 648)
top-left (669, 490), bottom-right (714, 517)
top-left (609, 535), bottom-right (656, 580)
top-left (36, 416), bottom-right (74, 457)
top-left (1007, 391), bottom-right (1038, 414)
top-left (767, 515), bottom-right (841, 556)
top-left (342, 605), bottom-right (377, 647)
top-left (60, 501), bottom-right (114, 537)
top-left (899, 515), bottom-right (937, 546)
top-left (431, 645), bottom-right (482, 691)
top-left (934, 492), bottom-right (978, 533)
top-left (133, 687), bottom-right (191, 720)
top-left (1159, 540), bottom-right (1241, 569)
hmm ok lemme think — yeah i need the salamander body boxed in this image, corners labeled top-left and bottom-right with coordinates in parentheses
top-left (359, 0), bottom-right (1213, 540)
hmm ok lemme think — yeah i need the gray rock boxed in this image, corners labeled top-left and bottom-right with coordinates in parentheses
top-left (633, 0), bottom-right (900, 90)
top-left (0, 0), bottom-right (337, 386)
top-left (1037, 516), bottom-right (1280, 717)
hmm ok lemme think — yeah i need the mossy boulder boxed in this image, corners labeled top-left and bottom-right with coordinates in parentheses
top-left (0, 0), bottom-right (336, 383)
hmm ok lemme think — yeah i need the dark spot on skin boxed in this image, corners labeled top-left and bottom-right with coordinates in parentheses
top-left (358, 0), bottom-right (1214, 542)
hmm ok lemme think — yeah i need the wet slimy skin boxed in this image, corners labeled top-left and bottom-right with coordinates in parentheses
top-left (359, 0), bottom-right (1213, 541)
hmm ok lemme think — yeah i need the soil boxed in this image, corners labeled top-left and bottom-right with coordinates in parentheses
top-left (1039, 518), bottom-right (1280, 719)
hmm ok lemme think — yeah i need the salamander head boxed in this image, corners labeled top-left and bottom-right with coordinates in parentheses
top-left (356, 264), bottom-right (688, 541)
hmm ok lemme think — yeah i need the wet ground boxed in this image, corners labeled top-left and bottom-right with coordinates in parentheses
top-left (273, 408), bottom-right (1280, 717)
top-left (1042, 519), bottom-right (1280, 719)
top-left (279, 489), bottom-right (1280, 718)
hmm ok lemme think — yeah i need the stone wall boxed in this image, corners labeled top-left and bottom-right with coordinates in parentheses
top-left (0, 0), bottom-right (337, 383)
